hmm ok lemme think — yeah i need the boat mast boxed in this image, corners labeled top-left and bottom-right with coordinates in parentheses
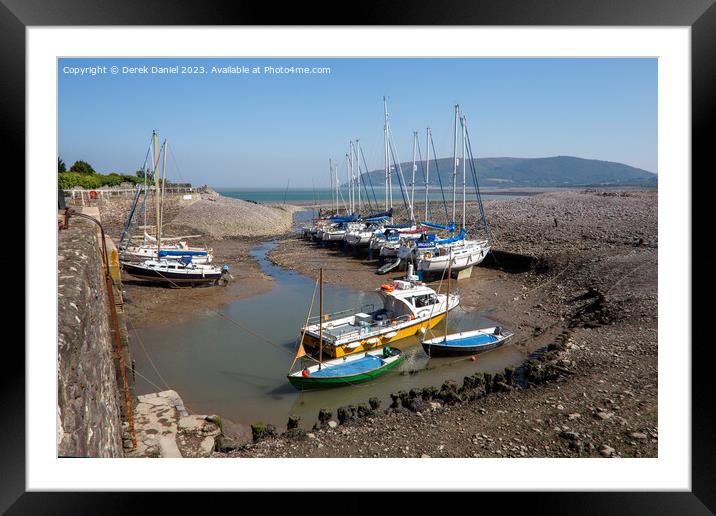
top-left (143, 138), bottom-right (149, 242)
top-left (461, 116), bottom-right (466, 229)
top-left (445, 248), bottom-right (452, 341)
top-left (451, 104), bottom-right (459, 225)
top-left (329, 158), bottom-right (334, 216)
top-left (410, 130), bottom-right (417, 223)
top-left (355, 139), bottom-right (361, 215)
top-left (334, 164), bottom-right (339, 214)
top-left (319, 267), bottom-right (323, 370)
top-left (346, 151), bottom-right (352, 215)
top-left (153, 130), bottom-right (161, 247)
top-left (158, 139), bottom-right (167, 255)
top-left (425, 128), bottom-right (431, 221)
top-left (383, 96), bottom-right (389, 212)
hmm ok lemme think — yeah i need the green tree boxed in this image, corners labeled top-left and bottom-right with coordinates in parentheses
top-left (70, 160), bottom-right (96, 175)
top-left (58, 157), bottom-right (66, 173)
top-left (136, 169), bottom-right (146, 180)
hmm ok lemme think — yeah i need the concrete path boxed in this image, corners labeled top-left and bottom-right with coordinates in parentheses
top-left (125, 390), bottom-right (221, 458)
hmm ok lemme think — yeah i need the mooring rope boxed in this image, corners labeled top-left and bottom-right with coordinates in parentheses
top-left (126, 318), bottom-right (173, 391)
top-left (125, 264), bottom-right (302, 358)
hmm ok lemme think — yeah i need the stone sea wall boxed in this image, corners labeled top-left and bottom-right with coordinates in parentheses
top-left (57, 215), bottom-right (124, 457)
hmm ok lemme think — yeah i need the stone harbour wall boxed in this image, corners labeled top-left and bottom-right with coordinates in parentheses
top-left (57, 215), bottom-right (124, 457)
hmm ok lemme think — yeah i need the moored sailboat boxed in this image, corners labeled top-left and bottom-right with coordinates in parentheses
top-left (122, 256), bottom-right (227, 285)
top-left (120, 131), bottom-right (227, 286)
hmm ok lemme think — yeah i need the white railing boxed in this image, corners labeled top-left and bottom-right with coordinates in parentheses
top-left (62, 186), bottom-right (197, 206)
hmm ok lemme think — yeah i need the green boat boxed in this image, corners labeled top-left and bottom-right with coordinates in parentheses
top-left (287, 345), bottom-right (404, 390)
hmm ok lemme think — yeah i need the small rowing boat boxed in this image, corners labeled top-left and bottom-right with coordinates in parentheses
top-left (419, 247), bottom-right (513, 356)
top-left (287, 345), bottom-right (404, 389)
top-left (421, 326), bottom-right (514, 356)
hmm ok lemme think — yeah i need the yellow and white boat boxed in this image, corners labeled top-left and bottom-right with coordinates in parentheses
top-left (301, 278), bottom-right (459, 358)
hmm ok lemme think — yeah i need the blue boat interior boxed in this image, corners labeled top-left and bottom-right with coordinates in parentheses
top-left (434, 333), bottom-right (498, 347)
top-left (309, 355), bottom-right (385, 377)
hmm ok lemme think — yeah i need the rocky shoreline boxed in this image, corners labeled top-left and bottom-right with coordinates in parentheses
top-left (212, 189), bottom-right (657, 458)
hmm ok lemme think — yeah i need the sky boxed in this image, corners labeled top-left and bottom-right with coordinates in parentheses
top-left (58, 58), bottom-right (657, 188)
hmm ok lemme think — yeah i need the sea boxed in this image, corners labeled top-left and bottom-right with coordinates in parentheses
top-left (217, 187), bottom-right (537, 205)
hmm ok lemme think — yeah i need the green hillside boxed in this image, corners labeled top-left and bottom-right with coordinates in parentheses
top-left (364, 156), bottom-right (657, 188)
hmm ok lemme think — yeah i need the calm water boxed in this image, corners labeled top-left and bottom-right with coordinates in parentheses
top-left (218, 187), bottom-right (531, 205)
top-left (131, 211), bottom-right (523, 430)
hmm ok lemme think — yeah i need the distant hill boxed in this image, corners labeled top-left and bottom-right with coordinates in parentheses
top-left (363, 156), bottom-right (657, 188)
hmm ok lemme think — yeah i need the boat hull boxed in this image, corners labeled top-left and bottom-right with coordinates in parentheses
top-left (303, 310), bottom-right (449, 358)
top-left (417, 244), bottom-right (490, 273)
top-left (345, 233), bottom-right (373, 247)
top-left (422, 328), bottom-right (513, 356)
top-left (122, 263), bottom-right (221, 284)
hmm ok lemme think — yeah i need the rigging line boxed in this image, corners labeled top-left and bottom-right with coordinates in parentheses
top-left (337, 158), bottom-right (349, 214)
top-left (387, 138), bottom-right (411, 217)
top-left (359, 145), bottom-right (379, 209)
top-left (121, 146), bottom-right (154, 246)
top-left (126, 319), bottom-right (172, 391)
top-left (208, 308), bottom-right (295, 357)
top-left (604, 261), bottom-right (652, 297)
top-left (521, 249), bottom-right (576, 298)
top-left (464, 122), bottom-right (492, 240)
top-left (429, 133), bottom-right (450, 224)
top-left (125, 362), bottom-right (167, 393)
top-left (290, 275), bottom-right (320, 371)
top-left (167, 143), bottom-right (186, 184)
top-left (415, 137), bottom-right (432, 221)
top-left (420, 249), bottom-right (451, 356)
top-left (358, 167), bottom-right (373, 213)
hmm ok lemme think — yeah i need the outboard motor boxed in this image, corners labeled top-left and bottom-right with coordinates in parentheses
top-left (405, 263), bottom-right (419, 283)
top-left (217, 264), bottom-right (233, 286)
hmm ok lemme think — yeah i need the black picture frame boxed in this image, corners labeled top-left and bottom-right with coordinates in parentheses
top-left (8, 0), bottom-right (710, 512)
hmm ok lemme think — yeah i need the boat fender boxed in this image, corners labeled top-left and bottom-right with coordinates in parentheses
top-left (381, 283), bottom-right (395, 292)
top-left (301, 368), bottom-right (310, 378)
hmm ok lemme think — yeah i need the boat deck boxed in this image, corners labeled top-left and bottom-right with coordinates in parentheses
top-left (309, 355), bottom-right (384, 378)
top-left (436, 333), bottom-right (497, 347)
top-left (320, 310), bottom-right (394, 340)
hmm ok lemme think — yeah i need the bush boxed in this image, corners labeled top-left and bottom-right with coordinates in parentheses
top-left (58, 172), bottom-right (141, 189)
top-left (58, 172), bottom-right (103, 190)
top-left (69, 160), bottom-right (96, 175)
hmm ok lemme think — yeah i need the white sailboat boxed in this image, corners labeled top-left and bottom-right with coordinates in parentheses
top-left (121, 132), bottom-right (228, 286)
top-left (120, 131), bottom-right (214, 264)
top-left (411, 106), bottom-right (491, 274)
